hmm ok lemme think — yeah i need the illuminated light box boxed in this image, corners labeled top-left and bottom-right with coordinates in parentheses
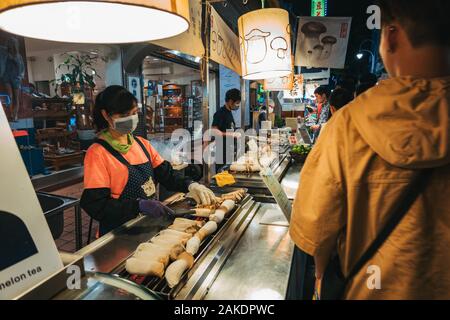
top-left (0, 0), bottom-right (190, 43)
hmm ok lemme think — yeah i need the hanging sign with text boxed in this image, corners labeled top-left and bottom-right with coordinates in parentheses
top-left (210, 7), bottom-right (242, 76)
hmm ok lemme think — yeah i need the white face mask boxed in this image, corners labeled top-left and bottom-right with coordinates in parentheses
top-left (112, 114), bottom-right (139, 134)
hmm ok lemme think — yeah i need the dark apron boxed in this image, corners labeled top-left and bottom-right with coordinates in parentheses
top-left (95, 137), bottom-right (156, 235)
top-left (285, 246), bottom-right (316, 300)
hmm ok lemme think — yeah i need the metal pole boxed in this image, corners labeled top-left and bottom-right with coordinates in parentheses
top-left (202, 3), bottom-right (212, 186)
top-left (240, 78), bottom-right (247, 130)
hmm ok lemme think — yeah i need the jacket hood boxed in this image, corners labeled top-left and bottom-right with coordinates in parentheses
top-left (348, 76), bottom-right (450, 169)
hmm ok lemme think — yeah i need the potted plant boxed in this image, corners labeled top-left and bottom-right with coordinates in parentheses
top-left (52, 53), bottom-right (104, 142)
top-left (53, 53), bottom-right (102, 98)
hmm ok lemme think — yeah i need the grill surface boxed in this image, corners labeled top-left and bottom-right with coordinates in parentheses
top-left (111, 194), bottom-right (250, 300)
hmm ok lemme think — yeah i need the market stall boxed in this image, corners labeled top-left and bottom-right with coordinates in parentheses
top-left (21, 184), bottom-right (297, 300)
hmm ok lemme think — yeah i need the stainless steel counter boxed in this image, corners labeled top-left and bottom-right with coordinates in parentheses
top-left (215, 155), bottom-right (292, 200)
top-left (204, 203), bottom-right (293, 300)
top-left (50, 163), bottom-right (305, 300)
top-left (280, 162), bottom-right (303, 200)
top-left (53, 195), bottom-right (262, 300)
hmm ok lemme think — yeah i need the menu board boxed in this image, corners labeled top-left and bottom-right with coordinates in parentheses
top-left (0, 103), bottom-right (63, 299)
top-left (260, 167), bottom-right (292, 222)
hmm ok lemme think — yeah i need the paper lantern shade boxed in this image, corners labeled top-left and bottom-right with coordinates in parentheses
top-left (238, 8), bottom-right (293, 80)
top-left (0, 0), bottom-right (190, 44)
top-left (264, 73), bottom-right (294, 91)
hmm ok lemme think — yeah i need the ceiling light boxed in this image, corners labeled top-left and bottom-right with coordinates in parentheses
top-left (0, 0), bottom-right (190, 44)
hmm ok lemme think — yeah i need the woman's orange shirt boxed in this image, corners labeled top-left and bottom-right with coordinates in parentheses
top-left (84, 137), bottom-right (164, 199)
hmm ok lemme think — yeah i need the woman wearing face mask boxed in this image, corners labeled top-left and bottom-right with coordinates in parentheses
top-left (81, 86), bottom-right (216, 236)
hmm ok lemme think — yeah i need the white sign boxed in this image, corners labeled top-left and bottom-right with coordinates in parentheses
top-left (0, 103), bottom-right (63, 299)
top-left (295, 17), bottom-right (352, 69)
top-left (152, 0), bottom-right (204, 58)
top-left (260, 168), bottom-right (292, 221)
top-left (210, 7), bottom-right (242, 76)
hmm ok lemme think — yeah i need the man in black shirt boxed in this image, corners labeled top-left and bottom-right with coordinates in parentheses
top-left (212, 89), bottom-right (241, 171)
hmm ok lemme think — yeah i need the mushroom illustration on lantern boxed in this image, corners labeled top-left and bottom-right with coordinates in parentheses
top-left (320, 36), bottom-right (337, 60)
top-left (244, 29), bottom-right (271, 64)
top-left (271, 37), bottom-right (288, 59)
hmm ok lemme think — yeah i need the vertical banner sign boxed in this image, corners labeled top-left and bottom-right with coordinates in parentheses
top-left (0, 103), bottom-right (63, 300)
top-left (152, 0), bottom-right (204, 58)
top-left (311, 0), bottom-right (328, 17)
top-left (295, 17), bottom-right (352, 69)
top-left (210, 7), bottom-right (242, 76)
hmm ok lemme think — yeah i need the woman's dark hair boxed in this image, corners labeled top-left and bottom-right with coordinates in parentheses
top-left (378, 0), bottom-right (450, 47)
top-left (329, 88), bottom-right (353, 112)
top-left (314, 86), bottom-right (331, 99)
top-left (93, 85), bottom-right (137, 132)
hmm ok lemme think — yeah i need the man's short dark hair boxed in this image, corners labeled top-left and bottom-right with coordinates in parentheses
top-left (225, 89), bottom-right (241, 103)
top-left (314, 86), bottom-right (331, 99)
top-left (379, 0), bottom-right (450, 47)
top-left (329, 88), bottom-right (353, 111)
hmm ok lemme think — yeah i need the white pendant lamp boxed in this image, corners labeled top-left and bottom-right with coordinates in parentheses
top-left (0, 0), bottom-right (190, 44)
top-left (238, 8), bottom-right (292, 80)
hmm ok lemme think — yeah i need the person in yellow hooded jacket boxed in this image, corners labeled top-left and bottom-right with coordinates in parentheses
top-left (288, 0), bottom-right (450, 300)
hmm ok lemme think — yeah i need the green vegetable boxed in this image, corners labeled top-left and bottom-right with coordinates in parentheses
top-left (291, 144), bottom-right (312, 156)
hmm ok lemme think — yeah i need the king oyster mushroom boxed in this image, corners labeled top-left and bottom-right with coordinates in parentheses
top-left (311, 44), bottom-right (324, 66)
top-left (320, 36), bottom-right (337, 60)
top-left (244, 28), bottom-right (271, 64)
top-left (300, 21), bottom-right (327, 56)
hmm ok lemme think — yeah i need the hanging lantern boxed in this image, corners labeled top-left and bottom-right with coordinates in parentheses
top-left (238, 8), bottom-right (292, 80)
top-left (264, 73), bottom-right (294, 91)
top-left (0, 0), bottom-right (190, 43)
top-left (264, 54), bottom-right (296, 90)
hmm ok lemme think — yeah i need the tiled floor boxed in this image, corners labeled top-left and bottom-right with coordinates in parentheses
top-left (51, 183), bottom-right (99, 253)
